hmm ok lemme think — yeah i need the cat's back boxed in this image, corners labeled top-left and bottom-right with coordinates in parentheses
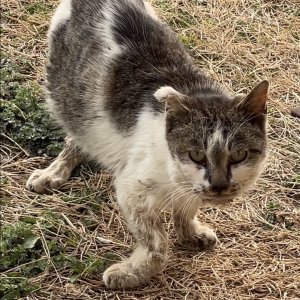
top-left (45, 0), bottom-right (172, 132)
top-left (45, 0), bottom-right (178, 171)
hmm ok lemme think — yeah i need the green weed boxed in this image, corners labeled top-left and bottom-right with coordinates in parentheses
top-left (154, 0), bottom-right (171, 11)
top-left (0, 277), bottom-right (38, 300)
top-left (0, 222), bottom-right (41, 271)
top-left (266, 201), bottom-right (280, 210)
top-left (0, 176), bottom-right (9, 186)
top-left (24, 3), bottom-right (54, 15)
top-left (62, 186), bottom-right (111, 216)
top-left (61, 253), bottom-right (119, 283)
top-left (170, 9), bottom-right (197, 29)
top-left (0, 207), bottom-right (119, 297)
top-left (0, 57), bottom-right (64, 156)
top-left (0, 221), bottom-right (42, 299)
top-left (179, 33), bottom-right (198, 49)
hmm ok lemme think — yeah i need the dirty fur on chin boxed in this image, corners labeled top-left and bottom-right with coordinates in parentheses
top-left (26, 0), bottom-right (269, 290)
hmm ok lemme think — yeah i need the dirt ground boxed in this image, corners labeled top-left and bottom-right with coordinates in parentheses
top-left (1, 0), bottom-right (300, 299)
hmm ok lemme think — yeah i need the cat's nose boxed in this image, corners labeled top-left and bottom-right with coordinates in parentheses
top-left (209, 172), bottom-right (229, 193)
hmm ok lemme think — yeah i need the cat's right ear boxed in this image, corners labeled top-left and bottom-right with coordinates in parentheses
top-left (235, 80), bottom-right (269, 115)
top-left (154, 86), bottom-right (189, 114)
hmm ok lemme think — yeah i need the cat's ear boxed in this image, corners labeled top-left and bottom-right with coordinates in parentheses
top-left (154, 86), bottom-right (189, 114)
top-left (236, 80), bottom-right (269, 115)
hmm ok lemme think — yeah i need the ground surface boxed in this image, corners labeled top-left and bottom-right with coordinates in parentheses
top-left (1, 0), bottom-right (300, 299)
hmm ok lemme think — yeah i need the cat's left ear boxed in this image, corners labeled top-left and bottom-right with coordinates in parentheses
top-left (154, 86), bottom-right (189, 114)
top-left (235, 80), bottom-right (269, 115)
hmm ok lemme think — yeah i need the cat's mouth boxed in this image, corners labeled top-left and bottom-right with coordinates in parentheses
top-left (192, 187), bottom-right (238, 201)
top-left (201, 193), bottom-right (237, 204)
top-left (204, 195), bottom-right (234, 201)
top-left (192, 187), bottom-right (237, 203)
top-left (201, 196), bottom-right (235, 207)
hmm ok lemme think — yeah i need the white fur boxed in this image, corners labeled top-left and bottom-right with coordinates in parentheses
top-left (144, 1), bottom-right (160, 20)
top-left (191, 168), bottom-right (210, 191)
top-left (208, 127), bottom-right (224, 152)
top-left (96, 2), bottom-right (123, 60)
top-left (77, 110), bottom-right (170, 181)
top-left (231, 159), bottom-right (265, 190)
top-left (48, 0), bottom-right (72, 35)
top-left (154, 86), bottom-right (183, 103)
top-left (115, 110), bottom-right (171, 183)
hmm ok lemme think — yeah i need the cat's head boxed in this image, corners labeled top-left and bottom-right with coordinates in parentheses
top-left (155, 80), bottom-right (268, 205)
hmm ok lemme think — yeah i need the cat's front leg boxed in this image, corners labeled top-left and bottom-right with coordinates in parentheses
top-left (26, 137), bottom-right (83, 193)
top-left (173, 198), bottom-right (218, 250)
top-left (103, 180), bottom-right (168, 289)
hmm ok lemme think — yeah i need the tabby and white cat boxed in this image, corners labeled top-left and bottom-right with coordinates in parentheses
top-left (27, 0), bottom-right (268, 289)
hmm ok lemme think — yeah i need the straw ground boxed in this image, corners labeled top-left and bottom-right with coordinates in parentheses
top-left (1, 0), bottom-right (299, 299)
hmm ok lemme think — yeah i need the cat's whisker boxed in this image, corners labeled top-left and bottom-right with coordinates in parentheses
top-left (152, 185), bottom-right (193, 225)
top-left (152, 187), bottom-right (189, 224)
top-left (178, 193), bottom-right (197, 237)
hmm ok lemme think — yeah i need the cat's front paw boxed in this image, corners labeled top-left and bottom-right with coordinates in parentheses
top-left (103, 262), bottom-right (143, 290)
top-left (193, 224), bottom-right (218, 250)
top-left (26, 166), bottom-right (69, 194)
top-left (178, 222), bottom-right (218, 250)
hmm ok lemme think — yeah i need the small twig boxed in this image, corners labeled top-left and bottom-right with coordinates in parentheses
top-left (1, 133), bottom-right (30, 156)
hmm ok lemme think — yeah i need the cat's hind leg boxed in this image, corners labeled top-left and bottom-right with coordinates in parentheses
top-left (26, 137), bottom-right (83, 194)
top-left (103, 178), bottom-right (168, 289)
top-left (173, 198), bottom-right (218, 250)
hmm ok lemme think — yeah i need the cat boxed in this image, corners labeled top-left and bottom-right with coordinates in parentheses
top-left (26, 0), bottom-right (268, 289)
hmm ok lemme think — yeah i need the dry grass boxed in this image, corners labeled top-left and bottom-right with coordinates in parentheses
top-left (1, 0), bottom-right (300, 299)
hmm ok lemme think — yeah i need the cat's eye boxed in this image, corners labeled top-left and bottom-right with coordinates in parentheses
top-left (189, 150), bottom-right (207, 164)
top-left (230, 150), bottom-right (248, 164)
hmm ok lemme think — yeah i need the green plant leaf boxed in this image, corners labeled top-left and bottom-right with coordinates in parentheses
top-left (22, 235), bottom-right (39, 249)
top-left (69, 274), bottom-right (80, 283)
